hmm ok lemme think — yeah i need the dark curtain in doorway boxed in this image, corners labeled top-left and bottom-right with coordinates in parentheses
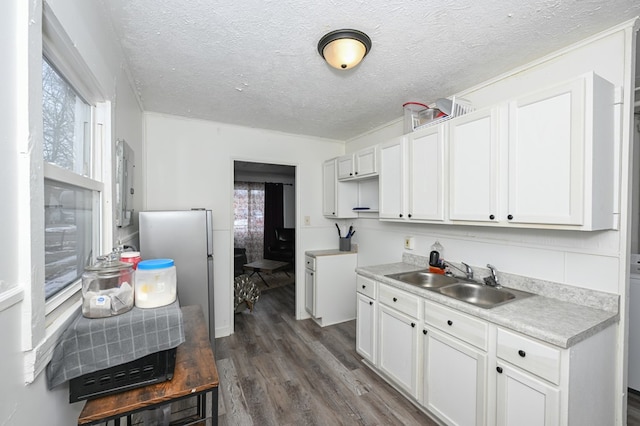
top-left (263, 183), bottom-right (284, 259)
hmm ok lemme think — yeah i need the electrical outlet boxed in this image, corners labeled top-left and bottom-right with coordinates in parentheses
top-left (404, 236), bottom-right (415, 250)
top-left (304, 216), bottom-right (311, 226)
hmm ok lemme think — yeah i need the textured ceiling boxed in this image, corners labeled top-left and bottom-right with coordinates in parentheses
top-left (101, 0), bottom-right (640, 140)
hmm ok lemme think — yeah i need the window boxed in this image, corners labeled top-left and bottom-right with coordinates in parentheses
top-left (42, 58), bottom-right (91, 176)
top-left (42, 58), bottom-right (99, 302)
top-left (233, 182), bottom-right (265, 263)
top-left (21, 4), bottom-right (110, 384)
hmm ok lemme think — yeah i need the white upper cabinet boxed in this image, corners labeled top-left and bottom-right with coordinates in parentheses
top-left (322, 158), bottom-right (358, 218)
top-left (379, 128), bottom-right (446, 222)
top-left (408, 125), bottom-right (446, 221)
top-left (322, 159), bottom-right (337, 217)
top-left (506, 72), bottom-right (614, 229)
top-left (379, 136), bottom-right (406, 220)
top-left (449, 107), bottom-right (499, 223)
top-left (337, 155), bottom-right (354, 180)
top-left (337, 146), bottom-right (378, 180)
top-left (448, 72), bottom-right (615, 230)
top-left (328, 71), bottom-right (615, 230)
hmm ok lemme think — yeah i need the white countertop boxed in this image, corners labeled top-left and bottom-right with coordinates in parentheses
top-left (356, 261), bottom-right (619, 349)
top-left (306, 248), bottom-right (357, 257)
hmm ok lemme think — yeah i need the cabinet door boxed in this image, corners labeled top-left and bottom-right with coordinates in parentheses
top-left (496, 362), bottom-right (560, 426)
top-left (449, 107), bottom-right (499, 222)
top-left (378, 303), bottom-right (418, 397)
top-left (305, 269), bottom-right (315, 316)
top-left (408, 125), bottom-right (445, 221)
top-left (322, 159), bottom-right (337, 217)
top-left (629, 277), bottom-right (640, 391)
top-left (423, 328), bottom-right (487, 426)
top-left (337, 154), bottom-right (355, 180)
top-left (379, 136), bottom-right (406, 220)
top-left (507, 78), bottom-right (584, 225)
top-left (355, 146), bottom-right (377, 177)
top-left (323, 158), bottom-right (357, 218)
top-left (356, 293), bottom-right (376, 364)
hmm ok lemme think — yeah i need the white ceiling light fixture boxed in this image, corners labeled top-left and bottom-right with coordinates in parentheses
top-left (317, 29), bottom-right (372, 70)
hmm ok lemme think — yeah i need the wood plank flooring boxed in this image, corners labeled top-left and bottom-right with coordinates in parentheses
top-left (215, 283), bottom-right (438, 426)
top-left (630, 390), bottom-right (640, 425)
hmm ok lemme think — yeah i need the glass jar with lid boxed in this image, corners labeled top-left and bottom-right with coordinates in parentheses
top-left (82, 253), bottom-right (135, 318)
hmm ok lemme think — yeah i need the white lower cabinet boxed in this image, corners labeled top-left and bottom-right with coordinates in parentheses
top-left (494, 326), bottom-right (616, 426)
top-left (495, 327), bottom-right (561, 426)
top-left (355, 279), bottom-right (617, 426)
top-left (305, 252), bottom-right (357, 326)
top-left (423, 300), bottom-right (488, 426)
top-left (377, 284), bottom-right (420, 398)
top-left (423, 328), bottom-right (487, 426)
top-left (356, 275), bottom-right (377, 364)
top-left (304, 267), bottom-right (315, 315)
top-left (495, 361), bottom-right (560, 426)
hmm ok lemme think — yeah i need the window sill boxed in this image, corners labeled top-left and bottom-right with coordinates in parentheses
top-left (24, 299), bottom-right (81, 384)
top-left (0, 286), bottom-right (24, 312)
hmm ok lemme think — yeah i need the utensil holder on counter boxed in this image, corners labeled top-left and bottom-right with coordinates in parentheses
top-left (339, 237), bottom-right (351, 252)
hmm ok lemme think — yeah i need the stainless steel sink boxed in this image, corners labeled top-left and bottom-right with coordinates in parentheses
top-left (385, 269), bottom-right (534, 308)
top-left (436, 282), bottom-right (534, 309)
top-left (385, 270), bottom-right (458, 288)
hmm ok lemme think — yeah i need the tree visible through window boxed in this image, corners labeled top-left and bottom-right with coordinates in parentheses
top-left (42, 59), bottom-right (91, 175)
top-left (42, 57), bottom-right (95, 300)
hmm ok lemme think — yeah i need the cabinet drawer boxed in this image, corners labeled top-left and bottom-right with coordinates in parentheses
top-left (424, 300), bottom-right (488, 351)
top-left (497, 328), bottom-right (561, 385)
top-left (379, 284), bottom-right (420, 318)
top-left (304, 255), bottom-right (316, 271)
top-left (357, 275), bottom-right (376, 299)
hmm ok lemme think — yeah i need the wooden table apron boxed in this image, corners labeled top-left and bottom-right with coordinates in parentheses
top-left (77, 305), bottom-right (219, 425)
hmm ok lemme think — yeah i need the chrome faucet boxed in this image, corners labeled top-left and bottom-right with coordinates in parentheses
top-left (484, 264), bottom-right (501, 288)
top-left (444, 261), bottom-right (474, 280)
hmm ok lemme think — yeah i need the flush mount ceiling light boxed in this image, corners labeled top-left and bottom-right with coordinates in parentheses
top-left (317, 29), bottom-right (372, 70)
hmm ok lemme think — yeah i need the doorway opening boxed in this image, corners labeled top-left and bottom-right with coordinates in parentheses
top-left (232, 161), bottom-right (296, 327)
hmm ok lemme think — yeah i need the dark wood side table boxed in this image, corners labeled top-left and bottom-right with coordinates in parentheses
top-left (78, 305), bottom-right (219, 425)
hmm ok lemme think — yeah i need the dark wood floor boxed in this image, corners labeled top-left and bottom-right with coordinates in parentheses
top-left (630, 390), bottom-right (640, 425)
top-left (215, 283), bottom-right (438, 426)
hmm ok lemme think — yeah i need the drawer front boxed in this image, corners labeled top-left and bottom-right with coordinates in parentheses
top-left (424, 299), bottom-right (488, 351)
top-left (497, 327), bottom-right (561, 385)
top-left (357, 275), bottom-right (376, 299)
top-left (304, 255), bottom-right (316, 271)
top-left (379, 284), bottom-right (420, 318)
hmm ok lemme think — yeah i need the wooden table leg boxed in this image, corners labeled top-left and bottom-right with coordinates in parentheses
top-left (248, 270), bottom-right (269, 286)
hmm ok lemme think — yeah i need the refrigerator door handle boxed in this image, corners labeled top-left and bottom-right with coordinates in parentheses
top-left (206, 210), bottom-right (214, 256)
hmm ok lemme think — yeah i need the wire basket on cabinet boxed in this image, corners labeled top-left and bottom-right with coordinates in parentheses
top-left (403, 97), bottom-right (475, 133)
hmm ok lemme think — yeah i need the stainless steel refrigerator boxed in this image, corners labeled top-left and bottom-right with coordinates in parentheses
top-left (139, 209), bottom-right (215, 350)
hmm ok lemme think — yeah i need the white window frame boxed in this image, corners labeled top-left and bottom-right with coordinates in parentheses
top-left (22, 3), bottom-right (113, 383)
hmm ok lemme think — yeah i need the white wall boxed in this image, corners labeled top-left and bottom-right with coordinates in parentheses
top-left (1, 0), bottom-right (143, 423)
top-left (113, 66), bottom-right (145, 249)
top-left (144, 113), bottom-right (345, 336)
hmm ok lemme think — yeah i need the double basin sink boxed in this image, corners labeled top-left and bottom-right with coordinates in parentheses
top-left (384, 269), bottom-right (534, 309)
